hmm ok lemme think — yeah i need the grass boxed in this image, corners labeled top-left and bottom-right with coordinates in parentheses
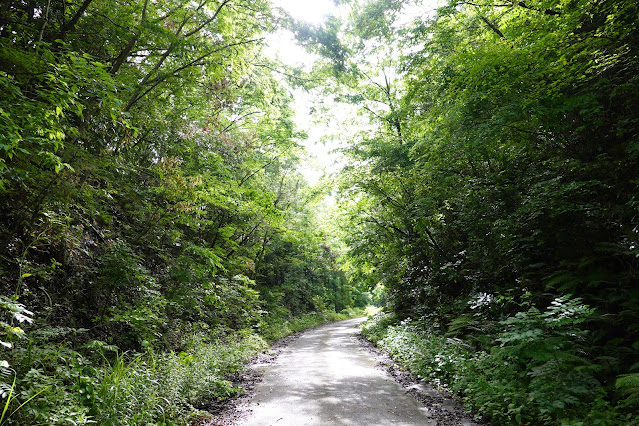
top-left (4, 309), bottom-right (359, 425)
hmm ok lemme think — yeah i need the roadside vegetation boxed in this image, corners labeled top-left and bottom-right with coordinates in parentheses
top-left (362, 305), bottom-right (636, 425)
top-left (289, 0), bottom-right (639, 424)
top-left (2, 309), bottom-right (352, 425)
top-left (0, 1), bottom-right (365, 424)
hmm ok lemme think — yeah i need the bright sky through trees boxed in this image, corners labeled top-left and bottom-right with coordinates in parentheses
top-left (266, 0), bottom-right (444, 185)
top-left (275, 0), bottom-right (340, 24)
top-left (267, 0), bottom-right (351, 184)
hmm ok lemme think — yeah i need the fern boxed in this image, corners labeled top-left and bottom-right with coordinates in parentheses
top-left (616, 373), bottom-right (639, 407)
top-left (446, 313), bottom-right (476, 336)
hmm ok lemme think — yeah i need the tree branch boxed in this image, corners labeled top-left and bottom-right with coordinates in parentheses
top-left (109, 0), bottom-right (149, 75)
top-left (479, 15), bottom-right (505, 38)
top-left (184, 0), bottom-right (232, 38)
top-left (254, 63), bottom-right (323, 83)
top-left (125, 37), bottom-right (264, 110)
top-left (58, 0), bottom-right (93, 40)
top-left (223, 110), bottom-right (262, 132)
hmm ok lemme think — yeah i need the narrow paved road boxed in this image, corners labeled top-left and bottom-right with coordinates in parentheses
top-left (240, 318), bottom-right (474, 426)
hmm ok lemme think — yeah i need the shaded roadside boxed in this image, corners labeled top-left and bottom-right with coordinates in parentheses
top-left (201, 318), bottom-right (483, 425)
top-left (355, 333), bottom-right (485, 425)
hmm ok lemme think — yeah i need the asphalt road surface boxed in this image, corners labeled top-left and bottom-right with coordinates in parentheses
top-left (240, 318), bottom-right (478, 426)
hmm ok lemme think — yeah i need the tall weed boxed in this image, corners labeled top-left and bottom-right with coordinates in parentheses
top-left (3, 310), bottom-right (350, 425)
top-left (4, 330), bottom-right (267, 425)
top-left (93, 332), bottom-right (268, 425)
top-left (362, 298), bottom-right (636, 425)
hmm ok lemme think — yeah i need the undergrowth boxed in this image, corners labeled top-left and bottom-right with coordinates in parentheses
top-left (3, 332), bottom-right (266, 425)
top-left (362, 298), bottom-right (638, 425)
top-left (259, 309), bottom-right (354, 342)
top-left (1, 310), bottom-right (353, 425)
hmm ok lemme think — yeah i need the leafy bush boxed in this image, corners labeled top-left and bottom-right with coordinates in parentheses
top-left (360, 311), bottom-right (398, 344)
top-left (382, 324), bottom-right (473, 390)
top-left (616, 373), bottom-right (639, 409)
top-left (2, 327), bottom-right (268, 425)
top-left (463, 296), bottom-right (600, 423)
top-left (362, 296), bottom-right (636, 425)
top-left (92, 332), bottom-right (267, 425)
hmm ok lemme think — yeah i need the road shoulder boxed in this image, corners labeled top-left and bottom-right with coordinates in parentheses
top-left (355, 332), bottom-right (485, 426)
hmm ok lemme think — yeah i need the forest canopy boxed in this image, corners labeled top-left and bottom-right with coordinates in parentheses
top-left (306, 0), bottom-right (639, 423)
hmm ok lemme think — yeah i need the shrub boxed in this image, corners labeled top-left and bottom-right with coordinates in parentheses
top-left (362, 296), bottom-right (636, 425)
top-left (360, 311), bottom-right (398, 344)
top-left (3, 328), bottom-right (268, 425)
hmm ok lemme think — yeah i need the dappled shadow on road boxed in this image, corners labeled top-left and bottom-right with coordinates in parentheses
top-left (197, 330), bottom-right (306, 426)
top-left (355, 333), bottom-right (483, 426)
top-left (241, 318), bottom-right (435, 425)
top-left (203, 319), bottom-right (482, 426)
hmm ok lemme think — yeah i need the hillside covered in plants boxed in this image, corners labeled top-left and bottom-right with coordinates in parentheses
top-left (304, 0), bottom-right (638, 424)
top-left (2, 0), bottom-right (639, 425)
top-left (0, 1), bottom-right (364, 424)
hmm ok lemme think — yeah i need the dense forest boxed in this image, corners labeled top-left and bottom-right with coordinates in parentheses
top-left (311, 0), bottom-right (638, 424)
top-left (0, 1), bottom-right (363, 424)
top-left (1, 0), bottom-right (638, 424)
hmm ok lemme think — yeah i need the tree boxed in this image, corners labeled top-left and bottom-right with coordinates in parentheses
top-left (301, 0), bottom-right (639, 419)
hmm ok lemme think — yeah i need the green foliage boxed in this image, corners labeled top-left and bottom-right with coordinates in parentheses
top-left (0, 297), bottom-right (35, 423)
top-left (259, 309), bottom-right (352, 342)
top-left (463, 296), bottom-right (605, 424)
top-left (91, 332), bottom-right (267, 425)
top-left (360, 311), bottom-right (399, 344)
top-left (290, 16), bottom-right (349, 74)
top-left (0, 296), bottom-right (33, 352)
top-left (381, 323), bottom-right (473, 389)
top-left (1, 325), bottom-right (269, 425)
top-left (0, 0), bottom-right (359, 423)
top-left (616, 373), bottom-right (639, 409)
top-left (362, 296), bottom-right (635, 425)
